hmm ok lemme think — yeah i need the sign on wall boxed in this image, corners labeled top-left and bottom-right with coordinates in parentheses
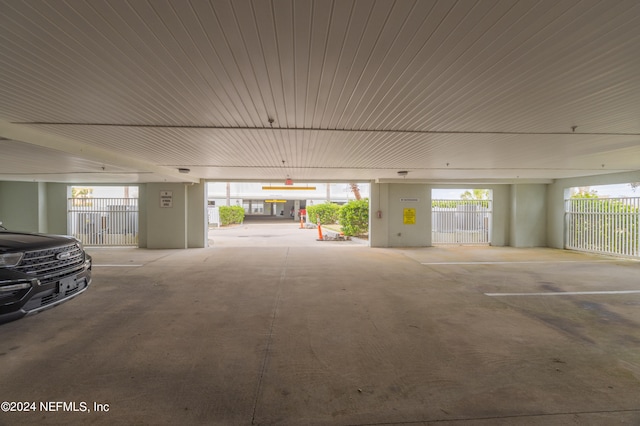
top-left (160, 191), bottom-right (173, 208)
top-left (403, 208), bottom-right (416, 225)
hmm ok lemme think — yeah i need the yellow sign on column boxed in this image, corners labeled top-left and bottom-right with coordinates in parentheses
top-left (403, 208), bottom-right (416, 224)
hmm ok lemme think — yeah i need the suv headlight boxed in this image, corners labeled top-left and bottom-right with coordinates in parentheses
top-left (0, 252), bottom-right (24, 268)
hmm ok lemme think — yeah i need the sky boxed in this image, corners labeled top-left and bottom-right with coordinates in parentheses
top-left (587, 183), bottom-right (638, 197)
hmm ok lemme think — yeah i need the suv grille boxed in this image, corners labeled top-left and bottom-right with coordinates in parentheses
top-left (14, 243), bottom-right (85, 280)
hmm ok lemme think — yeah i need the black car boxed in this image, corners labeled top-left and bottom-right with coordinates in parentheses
top-left (0, 223), bottom-right (92, 324)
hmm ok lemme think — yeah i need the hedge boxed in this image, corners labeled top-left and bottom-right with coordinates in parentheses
top-left (338, 199), bottom-right (369, 236)
top-left (219, 205), bottom-right (245, 226)
top-left (306, 202), bottom-right (340, 225)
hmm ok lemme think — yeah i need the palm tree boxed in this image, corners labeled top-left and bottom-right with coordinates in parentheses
top-left (350, 183), bottom-right (362, 200)
top-left (72, 187), bottom-right (93, 206)
top-left (460, 189), bottom-right (489, 200)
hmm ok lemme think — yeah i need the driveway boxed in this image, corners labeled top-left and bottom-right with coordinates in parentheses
top-left (208, 215), bottom-right (364, 248)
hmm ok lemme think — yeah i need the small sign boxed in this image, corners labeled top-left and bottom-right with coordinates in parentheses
top-left (400, 198), bottom-right (419, 202)
top-left (403, 208), bottom-right (416, 225)
top-left (160, 191), bottom-right (173, 208)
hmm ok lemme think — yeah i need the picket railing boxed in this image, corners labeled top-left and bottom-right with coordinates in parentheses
top-left (68, 198), bottom-right (138, 246)
top-left (432, 200), bottom-right (492, 245)
top-left (565, 197), bottom-right (639, 258)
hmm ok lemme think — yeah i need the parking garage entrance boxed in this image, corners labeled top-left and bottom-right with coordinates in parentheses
top-left (206, 182), bottom-right (369, 245)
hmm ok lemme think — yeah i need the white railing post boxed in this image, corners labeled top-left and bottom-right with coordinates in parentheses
top-left (67, 197), bottom-right (139, 246)
top-left (432, 199), bottom-right (492, 246)
top-left (565, 196), bottom-right (639, 258)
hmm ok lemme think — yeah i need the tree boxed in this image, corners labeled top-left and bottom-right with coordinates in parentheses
top-left (571, 187), bottom-right (598, 198)
top-left (459, 189), bottom-right (490, 208)
top-left (460, 189), bottom-right (489, 200)
top-left (72, 187), bottom-right (93, 207)
top-left (350, 183), bottom-right (362, 200)
top-left (72, 187), bottom-right (93, 198)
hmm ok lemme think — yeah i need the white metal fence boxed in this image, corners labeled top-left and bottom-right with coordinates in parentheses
top-left (432, 200), bottom-right (492, 245)
top-left (208, 206), bottom-right (220, 227)
top-left (68, 198), bottom-right (138, 246)
top-left (565, 197), bottom-right (640, 258)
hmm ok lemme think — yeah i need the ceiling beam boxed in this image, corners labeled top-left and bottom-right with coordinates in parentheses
top-left (0, 120), bottom-right (200, 184)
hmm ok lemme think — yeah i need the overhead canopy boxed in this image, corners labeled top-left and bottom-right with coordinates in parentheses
top-left (1, 0), bottom-right (639, 184)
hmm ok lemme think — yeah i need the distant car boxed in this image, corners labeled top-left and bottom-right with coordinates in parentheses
top-left (0, 222), bottom-right (92, 324)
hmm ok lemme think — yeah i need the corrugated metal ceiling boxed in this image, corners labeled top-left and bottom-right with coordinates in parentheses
top-left (1, 0), bottom-right (638, 183)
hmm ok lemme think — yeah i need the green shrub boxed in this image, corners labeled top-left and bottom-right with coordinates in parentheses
top-left (432, 199), bottom-right (490, 208)
top-left (306, 202), bottom-right (340, 225)
top-left (219, 205), bottom-right (245, 226)
top-left (567, 195), bottom-right (639, 253)
top-left (338, 199), bottom-right (369, 236)
top-left (432, 200), bottom-right (458, 208)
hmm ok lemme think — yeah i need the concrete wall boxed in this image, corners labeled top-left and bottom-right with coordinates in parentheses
top-left (141, 182), bottom-right (208, 249)
top-left (144, 183), bottom-right (188, 249)
top-left (370, 183), bottom-right (431, 247)
top-left (138, 184), bottom-right (148, 248)
top-left (0, 182), bottom-right (45, 232)
top-left (369, 183), bottom-right (389, 247)
top-left (510, 184), bottom-right (547, 247)
top-left (0, 182), bottom-right (69, 235)
top-left (389, 184), bottom-right (431, 247)
top-left (37, 182), bottom-right (47, 232)
top-left (489, 185), bottom-right (510, 247)
top-left (370, 183), bottom-right (512, 248)
top-left (46, 183), bottom-right (69, 235)
top-left (187, 182), bottom-right (207, 248)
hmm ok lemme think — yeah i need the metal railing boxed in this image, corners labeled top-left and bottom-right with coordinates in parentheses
top-left (68, 198), bottom-right (138, 246)
top-left (565, 197), bottom-right (639, 258)
top-left (208, 206), bottom-right (220, 228)
top-left (432, 200), bottom-right (492, 245)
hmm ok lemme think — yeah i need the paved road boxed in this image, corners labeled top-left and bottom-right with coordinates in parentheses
top-left (208, 215), bottom-right (364, 247)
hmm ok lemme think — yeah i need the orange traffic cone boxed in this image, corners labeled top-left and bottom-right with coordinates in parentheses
top-left (317, 221), bottom-right (324, 241)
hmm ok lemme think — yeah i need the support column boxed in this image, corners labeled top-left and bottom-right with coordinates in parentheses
top-left (369, 182), bottom-right (388, 247)
top-left (0, 181), bottom-right (48, 233)
top-left (510, 184), bottom-right (547, 247)
top-left (187, 181), bottom-right (207, 248)
top-left (145, 183), bottom-right (188, 249)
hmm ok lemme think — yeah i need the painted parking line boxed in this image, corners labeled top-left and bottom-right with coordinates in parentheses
top-left (485, 290), bottom-right (640, 297)
top-left (93, 264), bottom-right (144, 267)
top-left (421, 260), bottom-right (623, 265)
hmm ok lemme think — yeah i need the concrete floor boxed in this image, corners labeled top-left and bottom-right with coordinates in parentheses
top-left (1, 221), bottom-right (640, 425)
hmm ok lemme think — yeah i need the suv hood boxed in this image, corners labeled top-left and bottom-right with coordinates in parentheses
top-left (0, 231), bottom-right (77, 252)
